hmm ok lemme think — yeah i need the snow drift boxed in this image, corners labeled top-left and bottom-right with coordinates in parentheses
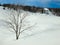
top-left (0, 6), bottom-right (60, 45)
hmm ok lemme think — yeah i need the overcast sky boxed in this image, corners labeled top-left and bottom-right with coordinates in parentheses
top-left (0, 0), bottom-right (60, 8)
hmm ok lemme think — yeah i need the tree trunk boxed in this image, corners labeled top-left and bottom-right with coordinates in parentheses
top-left (16, 36), bottom-right (19, 40)
top-left (16, 32), bottom-right (19, 40)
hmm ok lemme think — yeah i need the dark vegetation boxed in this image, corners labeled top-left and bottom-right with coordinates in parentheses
top-left (2, 4), bottom-right (44, 13)
top-left (0, 4), bottom-right (60, 16)
top-left (49, 8), bottom-right (60, 16)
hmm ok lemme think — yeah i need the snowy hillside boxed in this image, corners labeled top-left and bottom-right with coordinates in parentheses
top-left (0, 6), bottom-right (60, 45)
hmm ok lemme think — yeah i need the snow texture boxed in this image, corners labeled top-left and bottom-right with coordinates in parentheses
top-left (0, 6), bottom-right (60, 45)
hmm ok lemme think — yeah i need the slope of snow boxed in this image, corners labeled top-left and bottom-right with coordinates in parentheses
top-left (0, 6), bottom-right (60, 45)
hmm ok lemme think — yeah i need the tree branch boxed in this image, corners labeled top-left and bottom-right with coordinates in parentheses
top-left (20, 24), bottom-right (35, 33)
top-left (2, 20), bottom-right (16, 32)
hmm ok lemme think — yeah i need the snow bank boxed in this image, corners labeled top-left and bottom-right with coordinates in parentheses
top-left (0, 6), bottom-right (60, 45)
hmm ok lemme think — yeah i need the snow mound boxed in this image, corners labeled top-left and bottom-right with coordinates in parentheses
top-left (0, 6), bottom-right (60, 45)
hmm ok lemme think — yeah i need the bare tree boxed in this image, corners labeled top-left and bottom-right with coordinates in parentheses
top-left (1, 8), bottom-right (35, 40)
top-left (1, 0), bottom-right (36, 39)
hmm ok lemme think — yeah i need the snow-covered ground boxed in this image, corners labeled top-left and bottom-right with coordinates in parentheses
top-left (0, 6), bottom-right (60, 45)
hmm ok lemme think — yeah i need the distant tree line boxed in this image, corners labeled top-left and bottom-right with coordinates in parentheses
top-left (0, 4), bottom-right (44, 13)
top-left (49, 8), bottom-right (60, 16)
top-left (0, 4), bottom-right (60, 16)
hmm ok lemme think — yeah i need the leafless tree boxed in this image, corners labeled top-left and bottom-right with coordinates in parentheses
top-left (0, 0), bottom-right (36, 40)
top-left (1, 8), bottom-right (35, 40)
